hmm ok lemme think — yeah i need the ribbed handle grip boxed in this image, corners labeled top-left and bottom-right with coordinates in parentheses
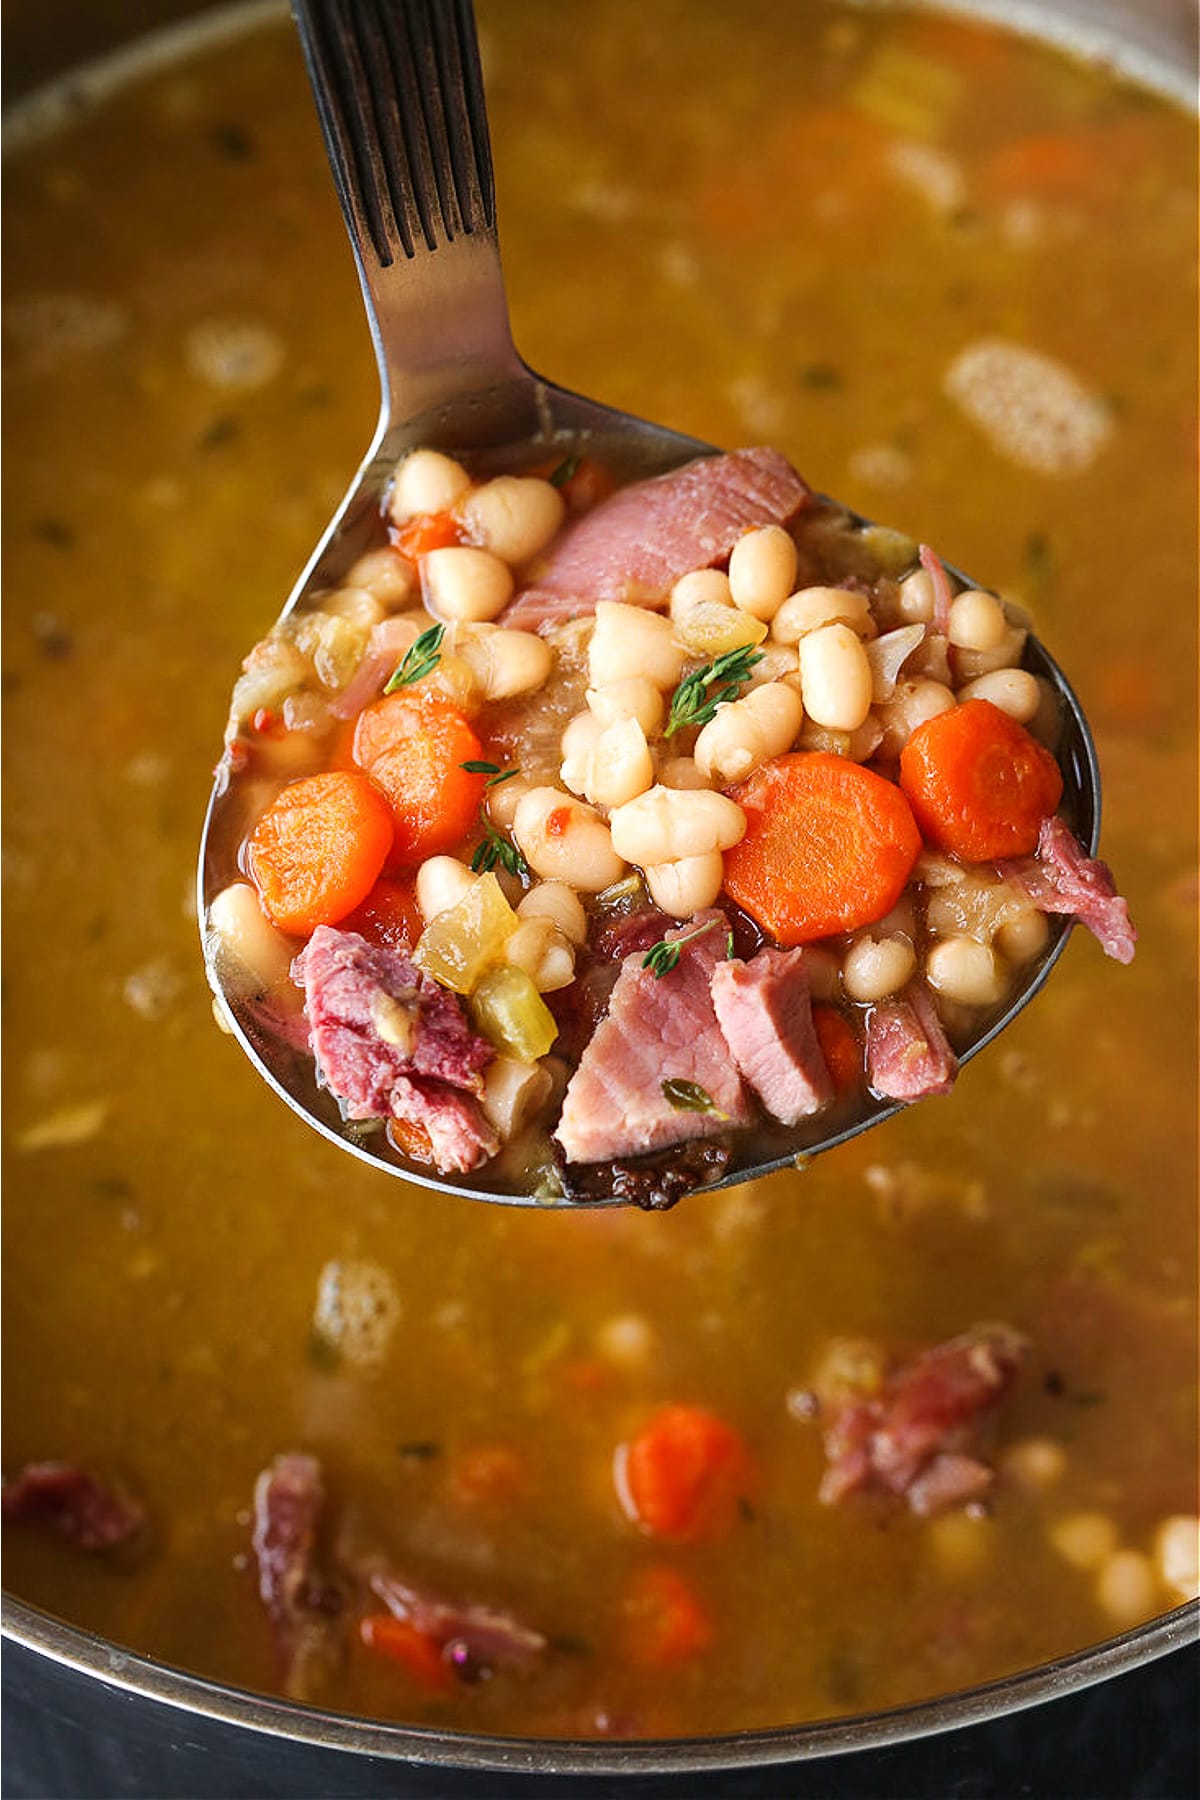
top-left (293, 0), bottom-right (496, 270)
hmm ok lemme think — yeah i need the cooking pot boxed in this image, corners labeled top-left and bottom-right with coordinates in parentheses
top-left (3, 0), bottom-right (1197, 1792)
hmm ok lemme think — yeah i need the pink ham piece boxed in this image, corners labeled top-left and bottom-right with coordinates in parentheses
top-left (368, 1568), bottom-right (547, 1676)
top-left (294, 927), bottom-right (498, 1174)
top-left (819, 1324), bottom-right (1029, 1514)
top-left (866, 982), bottom-right (958, 1101)
top-left (999, 815), bottom-right (1136, 964)
top-left (252, 1453), bottom-right (345, 1700)
top-left (555, 913), bottom-right (750, 1164)
top-left (710, 947), bottom-right (833, 1124)
top-left (502, 448), bottom-right (810, 631)
top-left (2, 1461), bottom-right (145, 1551)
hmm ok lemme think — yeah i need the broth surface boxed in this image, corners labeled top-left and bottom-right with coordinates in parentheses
top-left (3, 0), bottom-right (1196, 1737)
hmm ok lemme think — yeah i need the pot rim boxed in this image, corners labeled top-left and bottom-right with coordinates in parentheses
top-left (3, 0), bottom-right (1197, 1779)
top-left (3, 1594), bottom-right (1197, 1774)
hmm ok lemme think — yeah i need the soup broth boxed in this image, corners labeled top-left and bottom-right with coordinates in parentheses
top-left (3, 0), bottom-right (1196, 1738)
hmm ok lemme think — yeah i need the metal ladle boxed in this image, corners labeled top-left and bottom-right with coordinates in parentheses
top-left (198, 0), bottom-right (1101, 1207)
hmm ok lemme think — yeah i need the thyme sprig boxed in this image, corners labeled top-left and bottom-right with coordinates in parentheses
top-left (470, 822), bottom-right (528, 879)
top-left (665, 643), bottom-right (764, 736)
top-left (385, 621), bottom-right (445, 692)
top-left (548, 453), bottom-right (580, 489)
top-left (642, 917), bottom-right (720, 979)
top-left (460, 760), bottom-right (520, 787)
top-left (661, 1078), bottom-right (728, 1119)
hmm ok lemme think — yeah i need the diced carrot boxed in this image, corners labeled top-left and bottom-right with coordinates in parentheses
top-left (387, 1116), bottom-right (436, 1164)
top-left (615, 1404), bottom-right (752, 1542)
top-left (899, 698), bottom-right (1063, 861)
top-left (446, 1444), bottom-right (527, 1509)
top-left (558, 457), bottom-right (617, 513)
top-left (392, 509), bottom-right (461, 561)
top-left (341, 875), bottom-right (423, 951)
top-left (621, 1564), bottom-right (713, 1669)
top-left (986, 131), bottom-right (1094, 196)
top-left (561, 1357), bottom-right (613, 1395)
top-left (722, 753), bottom-right (923, 945)
top-left (812, 1005), bottom-right (861, 1094)
top-left (246, 769), bottom-right (395, 935)
top-left (359, 1614), bottom-right (453, 1694)
top-left (352, 693), bottom-right (486, 867)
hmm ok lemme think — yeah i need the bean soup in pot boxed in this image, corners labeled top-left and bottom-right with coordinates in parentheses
top-left (3, 0), bottom-right (1196, 1738)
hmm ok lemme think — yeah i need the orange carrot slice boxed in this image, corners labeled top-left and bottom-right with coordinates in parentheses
top-left (247, 769), bottom-right (394, 935)
top-left (899, 698), bottom-right (1063, 861)
top-left (722, 753), bottom-right (922, 944)
top-left (615, 1404), bottom-right (752, 1542)
top-left (352, 693), bottom-right (486, 867)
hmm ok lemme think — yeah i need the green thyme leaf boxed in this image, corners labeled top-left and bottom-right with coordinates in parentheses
top-left (459, 760), bottom-right (520, 788)
top-left (665, 644), bottom-right (764, 736)
top-left (384, 621), bottom-right (445, 692)
top-left (661, 1078), bottom-right (728, 1119)
top-left (470, 822), bottom-right (528, 879)
top-left (642, 917), bottom-right (720, 979)
top-left (548, 453), bottom-right (580, 489)
top-left (726, 930), bottom-right (736, 959)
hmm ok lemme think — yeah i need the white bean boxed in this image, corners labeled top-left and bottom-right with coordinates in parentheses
top-left (957, 667), bottom-right (1041, 722)
top-left (487, 773), bottom-right (534, 829)
top-left (798, 622), bottom-right (873, 731)
top-left (798, 715), bottom-right (885, 763)
top-left (505, 917), bottom-right (576, 992)
top-left (644, 851), bottom-right (725, 918)
top-left (669, 568), bottom-right (732, 620)
top-left (388, 448), bottom-right (471, 522)
top-left (589, 601), bottom-right (685, 690)
top-left (926, 936), bottom-right (1006, 1006)
top-left (876, 679), bottom-right (956, 757)
top-left (207, 882), bottom-right (294, 990)
top-left (896, 568), bottom-right (936, 623)
top-left (728, 525), bottom-right (798, 622)
top-left (1050, 1511), bottom-right (1119, 1571)
top-left (421, 545), bottom-right (513, 622)
top-left (416, 855), bottom-right (476, 921)
top-left (803, 944), bottom-right (842, 1003)
top-left (948, 589), bottom-right (1008, 652)
top-left (345, 546), bottom-right (416, 609)
top-left (1095, 1549), bottom-right (1158, 1627)
top-left (842, 934), bottom-right (916, 1002)
top-left (609, 784), bottom-right (746, 863)
top-left (743, 642), bottom-right (800, 691)
top-left (772, 586), bottom-right (873, 645)
top-left (595, 1312), bottom-right (657, 1371)
top-left (694, 681), bottom-right (803, 785)
top-left (953, 625), bottom-right (1027, 682)
top-left (512, 788), bottom-right (626, 891)
top-left (586, 717), bottom-right (656, 809)
top-left (560, 711), bottom-right (604, 797)
top-left (517, 881), bottom-right (588, 946)
top-left (320, 586), bottom-right (386, 630)
top-left (454, 623), bottom-right (553, 699)
top-left (458, 475), bottom-right (565, 566)
top-left (586, 677), bottom-right (665, 736)
top-left (1154, 1515), bottom-right (1200, 1601)
top-left (995, 907), bottom-right (1050, 965)
top-left (480, 1055), bottom-right (554, 1138)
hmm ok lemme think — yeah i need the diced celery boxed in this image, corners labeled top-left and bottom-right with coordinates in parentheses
top-left (411, 873), bottom-right (517, 994)
top-left (470, 965), bottom-right (558, 1063)
top-left (674, 601), bottom-right (767, 659)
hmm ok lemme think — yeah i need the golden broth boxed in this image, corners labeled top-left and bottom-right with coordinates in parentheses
top-left (2, 0), bottom-right (1196, 1737)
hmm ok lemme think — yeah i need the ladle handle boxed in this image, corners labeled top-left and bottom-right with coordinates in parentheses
top-left (292, 0), bottom-right (521, 420)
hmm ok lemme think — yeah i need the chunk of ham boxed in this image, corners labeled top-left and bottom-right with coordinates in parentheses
top-left (2, 1461), bottom-right (145, 1551)
top-left (368, 1568), bottom-right (547, 1676)
top-left (294, 927), bottom-right (498, 1174)
top-left (503, 448), bottom-right (810, 631)
top-left (999, 815), bottom-right (1136, 964)
top-left (252, 1453), bottom-right (345, 1700)
top-left (555, 913), bottom-right (749, 1164)
top-left (866, 982), bottom-right (958, 1101)
top-left (818, 1324), bottom-right (1029, 1514)
top-left (710, 947), bottom-right (833, 1124)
